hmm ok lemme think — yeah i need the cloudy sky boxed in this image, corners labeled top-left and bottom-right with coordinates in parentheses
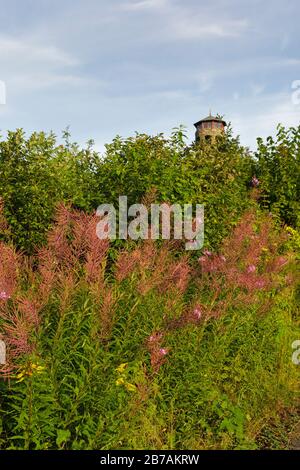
top-left (0, 0), bottom-right (299, 150)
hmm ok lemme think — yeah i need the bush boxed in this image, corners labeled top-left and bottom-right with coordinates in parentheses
top-left (97, 128), bottom-right (253, 248)
top-left (0, 130), bottom-right (100, 253)
top-left (255, 124), bottom-right (300, 228)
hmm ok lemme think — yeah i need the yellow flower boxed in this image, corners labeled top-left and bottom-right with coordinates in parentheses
top-left (15, 371), bottom-right (25, 382)
top-left (16, 371), bottom-right (25, 379)
top-left (14, 362), bottom-right (45, 382)
top-left (16, 376), bottom-right (25, 383)
top-left (125, 382), bottom-right (136, 392)
top-left (116, 363), bottom-right (128, 373)
top-left (28, 363), bottom-right (45, 374)
top-left (116, 377), bottom-right (125, 386)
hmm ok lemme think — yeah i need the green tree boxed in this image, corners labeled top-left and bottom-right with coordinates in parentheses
top-left (256, 124), bottom-right (300, 228)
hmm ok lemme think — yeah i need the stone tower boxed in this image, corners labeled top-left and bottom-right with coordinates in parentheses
top-left (194, 112), bottom-right (226, 143)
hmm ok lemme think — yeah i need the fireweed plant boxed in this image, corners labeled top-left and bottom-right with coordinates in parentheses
top-left (0, 199), bottom-right (299, 450)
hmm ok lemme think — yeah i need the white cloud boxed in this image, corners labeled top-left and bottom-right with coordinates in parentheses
top-left (0, 36), bottom-right (78, 67)
top-left (190, 57), bottom-right (300, 86)
top-left (195, 72), bottom-right (214, 93)
top-left (119, 1), bottom-right (248, 41)
top-left (9, 74), bottom-right (102, 92)
top-left (172, 18), bottom-right (248, 40)
top-left (121, 0), bottom-right (168, 11)
top-left (0, 35), bottom-right (91, 96)
top-left (250, 83), bottom-right (265, 97)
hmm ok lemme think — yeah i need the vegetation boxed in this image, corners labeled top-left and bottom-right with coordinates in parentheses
top-left (256, 124), bottom-right (300, 228)
top-left (0, 124), bottom-right (299, 449)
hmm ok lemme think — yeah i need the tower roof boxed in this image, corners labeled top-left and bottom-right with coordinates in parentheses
top-left (194, 114), bottom-right (227, 128)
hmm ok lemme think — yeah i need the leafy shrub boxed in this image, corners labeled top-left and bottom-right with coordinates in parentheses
top-left (0, 130), bottom-right (100, 253)
top-left (97, 129), bottom-right (253, 248)
top-left (255, 124), bottom-right (300, 228)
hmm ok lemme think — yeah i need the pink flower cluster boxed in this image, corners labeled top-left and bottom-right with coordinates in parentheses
top-left (159, 348), bottom-right (168, 356)
top-left (0, 291), bottom-right (10, 301)
top-left (149, 331), bottom-right (163, 343)
top-left (199, 250), bottom-right (227, 273)
top-left (197, 210), bottom-right (291, 308)
top-left (247, 265), bottom-right (256, 273)
top-left (193, 306), bottom-right (202, 320)
top-left (251, 176), bottom-right (260, 187)
top-left (198, 249), bottom-right (211, 263)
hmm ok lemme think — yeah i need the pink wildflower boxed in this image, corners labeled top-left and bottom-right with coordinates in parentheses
top-left (0, 291), bottom-right (10, 301)
top-left (255, 279), bottom-right (266, 289)
top-left (247, 265), bottom-right (256, 273)
top-left (159, 348), bottom-right (168, 356)
top-left (149, 331), bottom-right (163, 343)
top-left (203, 250), bottom-right (212, 256)
top-left (251, 176), bottom-right (260, 187)
top-left (193, 307), bottom-right (202, 319)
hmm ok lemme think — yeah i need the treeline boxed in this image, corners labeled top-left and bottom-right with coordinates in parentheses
top-left (0, 124), bottom-right (299, 252)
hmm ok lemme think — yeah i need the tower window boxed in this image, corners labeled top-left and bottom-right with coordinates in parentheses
top-left (203, 122), bottom-right (211, 129)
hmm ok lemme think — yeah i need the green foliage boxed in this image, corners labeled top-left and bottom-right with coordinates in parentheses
top-left (156, 301), bottom-right (297, 449)
top-left (256, 124), bottom-right (300, 228)
top-left (98, 129), bottom-right (253, 248)
top-left (0, 129), bottom-right (100, 252)
top-left (1, 124), bottom-right (299, 253)
top-left (8, 364), bottom-right (60, 450)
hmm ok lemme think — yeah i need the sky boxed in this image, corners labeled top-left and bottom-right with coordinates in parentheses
top-left (0, 0), bottom-right (299, 151)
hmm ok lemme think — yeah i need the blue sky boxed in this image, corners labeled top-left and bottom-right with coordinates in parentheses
top-left (0, 0), bottom-right (299, 151)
